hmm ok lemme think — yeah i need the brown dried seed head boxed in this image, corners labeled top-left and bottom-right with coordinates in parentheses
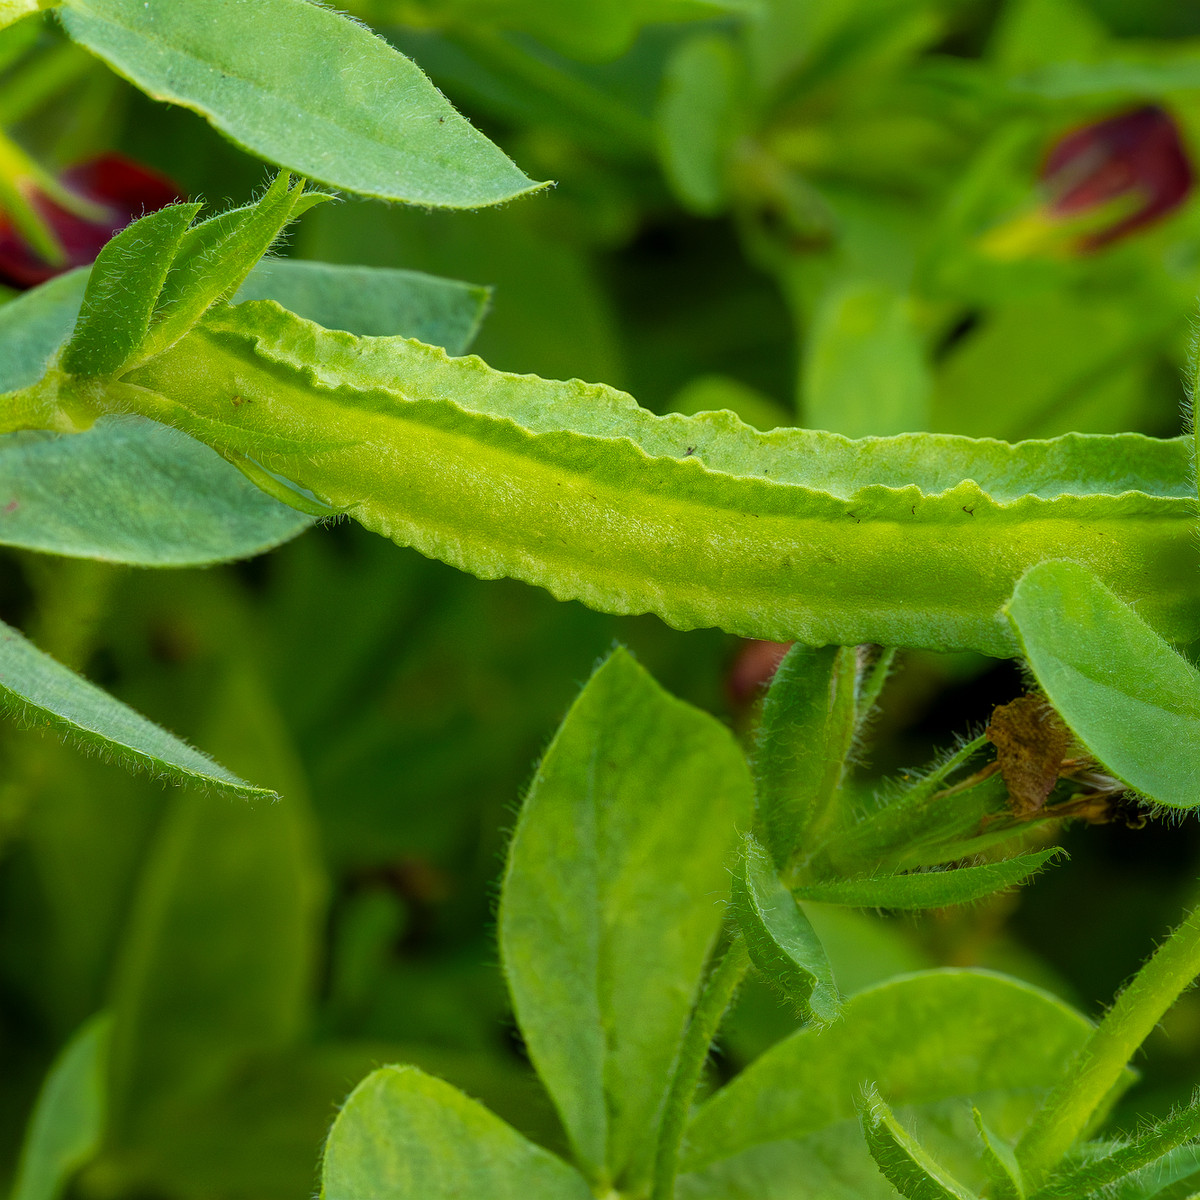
top-left (985, 695), bottom-right (1072, 817)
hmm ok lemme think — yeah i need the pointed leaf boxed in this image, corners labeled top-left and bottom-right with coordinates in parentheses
top-left (10, 1014), bottom-right (110, 1200)
top-left (0, 616), bottom-right (274, 798)
top-left (59, 201), bottom-right (200, 377)
top-left (136, 173), bottom-right (318, 363)
top-left (498, 648), bottom-right (753, 1187)
top-left (681, 971), bottom-right (1104, 1176)
top-left (794, 849), bottom-right (1065, 910)
top-left (59, 0), bottom-right (545, 207)
top-left (974, 1108), bottom-right (1025, 1200)
top-left (732, 832), bottom-right (840, 1023)
top-left (859, 1083), bottom-right (980, 1199)
top-left (321, 1065), bottom-right (591, 1200)
top-left (754, 643), bottom-right (857, 868)
top-left (1006, 560), bottom-right (1200, 809)
top-left (1032, 1091), bottom-right (1200, 1199)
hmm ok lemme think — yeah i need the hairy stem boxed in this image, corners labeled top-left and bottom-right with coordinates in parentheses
top-left (651, 933), bottom-right (751, 1200)
top-left (1016, 901), bottom-right (1200, 1188)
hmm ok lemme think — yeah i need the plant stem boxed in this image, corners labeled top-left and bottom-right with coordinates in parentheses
top-left (1016, 900), bottom-right (1200, 1189)
top-left (651, 932), bottom-right (751, 1200)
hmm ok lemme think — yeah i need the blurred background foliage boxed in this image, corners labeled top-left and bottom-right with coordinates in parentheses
top-left (4, 0), bottom-right (1200, 1196)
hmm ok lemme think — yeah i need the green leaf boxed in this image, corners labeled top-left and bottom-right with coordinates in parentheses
top-left (58, 0), bottom-right (545, 207)
top-left (498, 648), bottom-right (753, 1188)
top-left (0, 617), bottom-right (274, 798)
top-left (10, 1013), bottom-right (110, 1200)
top-left (859, 1083), bottom-right (980, 1199)
top-left (232, 260), bottom-right (489, 353)
top-left (754, 643), bottom-right (857, 869)
top-left (59, 201), bottom-right (200, 377)
top-left (321, 1065), bottom-right (591, 1200)
top-left (732, 832), bottom-right (840, 1023)
top-left (0, 268), bottom-right (88, 392)
top-left (106, 666), bottom-right (324, 1137)
top-left (0, 417), bottom-right (312, 565)
top-left (1031, 1091), bottom-right (1200, 1199)
top-left (136, 172), bottom-right (318, 364)
top-left (1006, 560), bottom-right (1200, 809)
top-left (657, 33), bottom-right (741, 215)
top-left (804, 280), bottom-right (932, 438)
top-left (794, 849), bottom-right (1065, 910)
top-left (98, 299), bottom-right (1200, 657)
top-left (681, 970), bottom-right (1103, 1178)
top-left (973, 1108), bottom-right (1025, 1200)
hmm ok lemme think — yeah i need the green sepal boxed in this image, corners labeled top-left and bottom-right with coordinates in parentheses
top-left (754, 643), bottom-right (857, 870)
top-left (974, 1107), bottom-right (1025, 1200)
top-left (858, 1082), bottom-right (980, 1199)
top-left (0, 616), bottom-right (275, 798)
top-left (136, 172), bottom-right (321, 365)
top-left (59, 201), bottom-right (200, 377)
top-left (794, 848), bottom-right (1065, 910)
top-left (1007, 560), bottom-right (1200, 809)
top-left (732, 832), bottom-right (840, 1023)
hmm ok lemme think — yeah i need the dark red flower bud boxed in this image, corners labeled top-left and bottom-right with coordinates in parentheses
top-left (0, 152), bottom-right (183, 289)
top-left (726, 638), bottom-right (793, 710)
top-left (1041, 105), bottom-right (1192, 250)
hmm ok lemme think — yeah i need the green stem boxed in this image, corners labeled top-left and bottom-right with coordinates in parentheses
top-left (1016, 900), bottom-right (1200, 1188)
top-left (651, 932), bottom-right (751, 1200)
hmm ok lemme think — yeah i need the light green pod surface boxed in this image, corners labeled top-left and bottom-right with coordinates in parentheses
top-left (121, 301), bottom-right (1200, 657)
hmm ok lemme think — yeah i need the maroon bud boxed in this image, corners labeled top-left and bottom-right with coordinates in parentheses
top-left (726, 639), bottom-right (794, 710)
top-left (1041, 105), bottom-right (1193, 250)
top-left (0, 152), bottom-right (183, 289)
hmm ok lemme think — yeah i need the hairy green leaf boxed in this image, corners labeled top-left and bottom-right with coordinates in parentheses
top-left (321, 1066), bottom-right (590, 1200)
top-left (59, 201), bottom-right (199, 377)
top-left (0, 417), bottom-right (312, 565)
top-left (1006, 560), bottom-right (1200, 809)
top-left (681, 971), bottom-right (1101, 1177)
top-left (136, 172), bottom-right (319, 364)
top-left (10, 1014), bottom-right (110, 1200)
top-left (58, 0), bottom-right (545, 206)
top-left (859, 1083), bottom-right (979, 1199)
top-left (733, 833), bottom-right (840, 1023)
top-left (89, 300), bottom-right (1200, 658)
top-left (498, 648), bottom-right (752, 1189)
top-left (0, 267), bottom-right (88, 392)
top-left (0, 617), bottom-right (274, 798)
top-left (754, 643), bottom-right (857, 869)
top-left (794, 849), bottom-right (1065, 910)
top-left (1032, 1091), bottom-right (1200, 1199)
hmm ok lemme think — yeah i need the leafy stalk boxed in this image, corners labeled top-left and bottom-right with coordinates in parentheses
top-left (651, 933), bottom-right (751, 1200)
top-left (1017, 902), bottom-right (1200, 1188)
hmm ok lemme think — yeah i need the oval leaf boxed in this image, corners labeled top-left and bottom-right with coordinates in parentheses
top-left (0, 617), bottom-right (275, 798)
top-left (321, 1065), bottom-right (591, 1200)
top-left (59, 0), bottom-right (546, 207)
top-left (499, 648), bottom-right (753, 1187)
top-left (1006, 560), bottom-right (1200, 808)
